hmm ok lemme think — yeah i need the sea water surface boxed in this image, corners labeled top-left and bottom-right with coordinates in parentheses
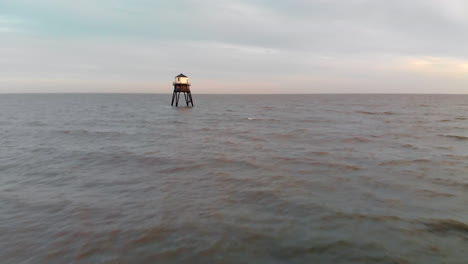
top-left (0, 94), bottom-right (467, 264)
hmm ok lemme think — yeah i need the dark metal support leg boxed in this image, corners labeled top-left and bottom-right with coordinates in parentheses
top-left (184, 92), bottom-right (189, 106)
top-left (189, 93), bottom-right (194, 106)
top-left (171, 88), bottom-right (193, 107)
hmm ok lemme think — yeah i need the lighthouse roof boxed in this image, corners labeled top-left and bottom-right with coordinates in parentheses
top-left (176, 73), bottom-right (187, 78)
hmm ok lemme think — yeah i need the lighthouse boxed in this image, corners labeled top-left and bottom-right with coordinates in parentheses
top-left (171, 73), bottom-right (194, 107)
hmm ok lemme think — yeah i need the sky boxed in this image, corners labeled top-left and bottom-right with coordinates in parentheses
top-left (1, 0), bottom-right (468, 94)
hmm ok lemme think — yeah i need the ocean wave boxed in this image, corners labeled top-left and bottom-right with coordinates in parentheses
top-left (277, 239), bottom-right (411, 264)
top-left (288, 128), bottom-right (311, 134)
top-left (159, 158), bottom-right (268, 172)
top-left (380, 159), bottom-right (431, 165)
top-left (307, 151), bottom-right (330, 156)
top-left (166, 120), bottom-right (185, 124)
top-left (356, 111), bottom-right (397, 115)
top-left (55, 129), bottom-right (128, 137)
top-left (435, 146), bottom-right (454, 150)
top-left (321, 212), bottom-right (403, 222)
top-left (423, 219), bottom-right (468, 234)
top-left (27, 121), bottom-right (48, 127)
top-left (237, 134), bottom-right (268, 142)
top-left (309, 161), bottom-right (362, 171)
top-left (260, 106), bottom-right (275, 110)
top-left (401, 143), bottom-right (418, 149)
top-left (272, 156), bottom-right (358, 168)
top-left (439, 134), bottom-right (468, 140)
top-left (380, 159), bottom-right (458, 166)
top-left (301, 119), bottom-right (329, 123)
top-left (431, 178), bottom-right (468, 190)
top-left (30, 147), bottom-right (59, 154)
top-left (416, 189), bottom-right (455, 198)
top-left (61, 151), bottom-right (182, 169)
top-left (280, 240), bottom-right (353, 255)
top-left (265, 133), bottom-right (296, 140)
top-left (158, 163), bottom-right (209, 174)
top-left (247, 117), bottom-right (281, 122)
top-left (342, 137), bottom-right (372, 143)
top-left (208, 158), bottom-right (267, 170)
top-left (444, 154), bottom-right (468, 160)
top-left (130, 225), bottom-right (175, 246)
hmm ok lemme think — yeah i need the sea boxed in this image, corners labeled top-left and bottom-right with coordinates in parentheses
top-left (0, 94), bottom-right (467, 264)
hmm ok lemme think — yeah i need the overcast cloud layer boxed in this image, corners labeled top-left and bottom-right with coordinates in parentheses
top-left (1, 0), bottom-right (467, 93)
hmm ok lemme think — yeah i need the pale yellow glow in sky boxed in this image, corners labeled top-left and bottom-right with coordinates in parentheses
top-left (461, 64), bottom-right (468, 72)
top-left (404, 57), bottom-right (468, 76)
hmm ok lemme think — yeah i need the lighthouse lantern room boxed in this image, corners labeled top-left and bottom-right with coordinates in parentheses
top-left (175, 74), bottom-right (189, 85)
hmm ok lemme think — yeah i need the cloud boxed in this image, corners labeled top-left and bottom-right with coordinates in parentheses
top-left (0, 0), bottom-right (467, 93)
top-left (0, 15), bottom-right (25, 33)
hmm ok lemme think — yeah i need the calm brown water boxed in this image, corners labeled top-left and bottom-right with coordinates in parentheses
top-left (1, 94), bottom-right (467, 264)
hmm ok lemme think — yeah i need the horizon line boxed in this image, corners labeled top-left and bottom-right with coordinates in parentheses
top-left (1, 92), bottom-right (467, 95)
